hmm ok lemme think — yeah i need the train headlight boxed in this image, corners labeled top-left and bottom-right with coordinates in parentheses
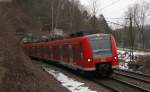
top-left (87, 58), bottom-right (92, 62)
top-left (114, 56), bottom-right (117, 60)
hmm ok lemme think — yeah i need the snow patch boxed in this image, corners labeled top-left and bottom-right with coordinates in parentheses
top-left (118, 48), bottom-right (150, 62)
top-left (44, 67), bottom-right (97, 92)
top-left (118, 48), bottom-right (150, 70)
top-left (119, 62), bottom-right (129, 70)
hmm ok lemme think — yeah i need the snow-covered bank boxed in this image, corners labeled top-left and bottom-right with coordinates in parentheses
top-left (119, 62), bottom-right (129, 70)
top-left (118, 48), bottom-right (150, 62)
top-left (118, 48), bottom-right (150, 70)
top-left (43, 67), bottom-right (97, 92)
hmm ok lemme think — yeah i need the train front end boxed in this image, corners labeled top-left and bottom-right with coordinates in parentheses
top-left (83, 34), bottom-right (119, 76)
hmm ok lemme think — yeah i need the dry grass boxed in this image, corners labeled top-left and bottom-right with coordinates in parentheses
top-left (0, 3), bottom-right (69, 92)
top-left (128, 55), bottom-right (150, 74)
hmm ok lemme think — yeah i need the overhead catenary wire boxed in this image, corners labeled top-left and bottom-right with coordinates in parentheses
top-left (106, 17), bottom-right (130, 20)
top-left (100, 0), bottom-right (121, 11)
top-left (106, 20), bottom-right (126, 27)
top-left (106, 18), bottom-right (130, 29)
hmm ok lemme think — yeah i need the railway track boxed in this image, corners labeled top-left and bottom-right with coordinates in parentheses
top-left (94, 76), bottom-right (150, 92)
top-left (93, 69), bottom-right (150, 92)
top-left (114, 69), bottom-right (150, 83)
top-left (112, 77), bottom-right (150, 92)
top-left (93, 79), bottom-right (118, 92)
top-left (35, 59), bottom-right (150, 92)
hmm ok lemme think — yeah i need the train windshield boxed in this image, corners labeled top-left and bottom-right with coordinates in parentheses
top-left (88, 34), bottom-right (112, 58)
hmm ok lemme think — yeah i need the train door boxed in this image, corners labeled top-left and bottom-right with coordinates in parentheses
top-left (59, 46), bottom-right (63, 62)
top-left (42, 45), bottom-right (45, 58)
top-left (53, 45), bottom-right (59, 61)
top-left (37, 45), bottom-right (40, 57)
top-left (73, 42), bottom-right (83, 66)
top-left (57, 46), bottom-right (61, 61)
top-left (41, 45), bottom-right (44, 58)
top-left (51, 46), bottom-right (54, 60)
top-left (68, 44), bottom-right (73, 64)
top-left (44, 45), bottom-right (48, 59)
top-left (30, 46), bottom-right (33, 56)
top-left (55, 46), bottom-right (60, 61)
top-left (63, 43), bottom-right (69, 63)
top-left (34, 46), bottom-right (37, 56)
top-left (61, 44), bottom-right (65, 62)
top-left (40, 45), bottom-right (43, 58)
top-left (53, 46), bottom-right (56, 60)
top-left (33, 46), bottom-right (36, 56)
top-left (48, 46), bottom-right (52, 59)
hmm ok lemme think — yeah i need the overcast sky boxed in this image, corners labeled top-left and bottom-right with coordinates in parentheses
top-left (80, 0), bottom-right (150, 29)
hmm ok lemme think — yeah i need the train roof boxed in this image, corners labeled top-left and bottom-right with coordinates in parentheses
top-left (86, 33), bottom-right (111, 38)
top-left (23, 33), bottom-right (111, 45)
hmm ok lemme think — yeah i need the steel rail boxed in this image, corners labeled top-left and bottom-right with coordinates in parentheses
top-left (115, 69), bottom-right (150, 77)
top-left (93, 79), bottom-right (119, 92)
top-left (112, 77), bottom-right (150, 92)
top-left (114, 71), bottom-right (150, 83)
top-left (114, 69), bottom-right (150, 83)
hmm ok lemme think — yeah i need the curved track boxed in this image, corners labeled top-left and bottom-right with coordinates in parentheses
top-left (93, 69), bottom-right (150, 92)
top-left (34, 59), bottom-right (150, 92)
top-left (94, 77), bottom-right (150, 92)
top-left (114, 69), bottom-right (150, 83)
top-left (93, 79), bottom-right (118, 92)
top-left (112, 77), bottom-right (150, 92)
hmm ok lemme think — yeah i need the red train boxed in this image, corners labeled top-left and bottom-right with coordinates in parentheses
top-left (23, 33), bottom-right (119, 76)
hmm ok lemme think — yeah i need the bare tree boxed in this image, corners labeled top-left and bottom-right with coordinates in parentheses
top-left (124, 0), bottom-right (150, 49)
top-left (90, 0), bottom-right (97, 16)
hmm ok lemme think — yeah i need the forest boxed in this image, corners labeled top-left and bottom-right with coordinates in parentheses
top-left (13, 0), bottom-right (110, 34)
top-left (13, 0), bottom-right (150, 49)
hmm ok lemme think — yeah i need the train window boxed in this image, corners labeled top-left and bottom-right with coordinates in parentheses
top-left (88, 35), bottom-right (112, 58)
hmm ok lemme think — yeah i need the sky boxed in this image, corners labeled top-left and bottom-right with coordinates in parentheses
top-left (79, 0), bottom-right (150, 29)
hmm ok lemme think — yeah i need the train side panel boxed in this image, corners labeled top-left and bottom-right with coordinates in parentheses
top-left (111, 35), bottom-right (119, 68)
top-left (22, 33), bottom-right (119, 77)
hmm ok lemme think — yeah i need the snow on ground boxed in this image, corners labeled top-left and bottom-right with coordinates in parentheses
top-left (119, 62), bottom-right (129, 70)
top-left (118, 48), bottom-right (150, 70)
top-left (43, 67), bottom-right (97, 92)
top-left (118, 48), bottom-right (150, 62)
